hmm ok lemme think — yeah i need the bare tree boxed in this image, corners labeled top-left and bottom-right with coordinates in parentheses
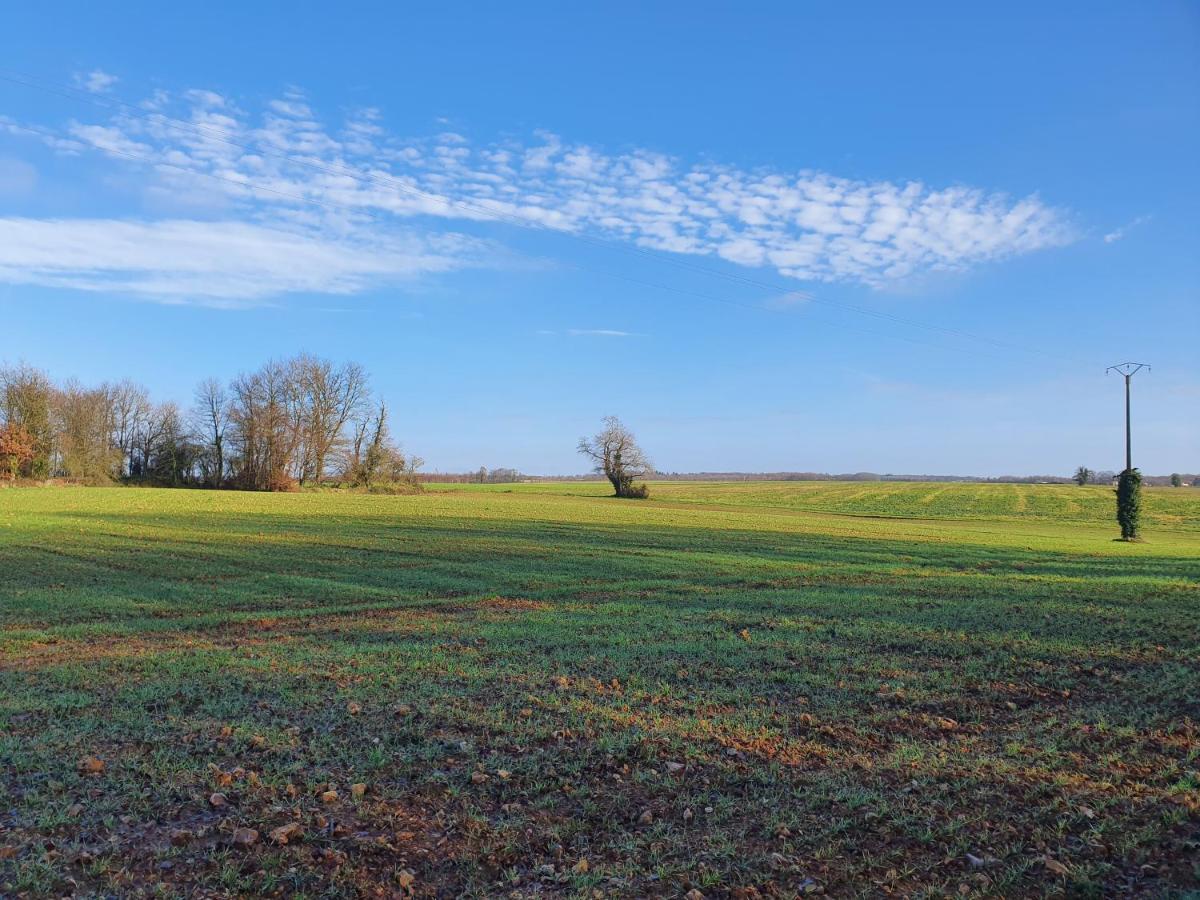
top-left (352, 402), bottom-right (390, 487)
top-left (132, 401), bottom-right (178, 479)
top-left (292, 355), bottom-right (369, 484)
top-left (54, 380), bottom-right (119, 479)
top-left (578, 416), bottom-right (653, 498)
top-left (192, 377), bottom-right (229, 487)
top-left (143, 403), bottom-right (200, 484)
top-left (1, 356), bottom-right (385, 492)
top-left (110, 379), bottom-right (150, 478)
top-left (346, 413), bottom-right (369, 483)
top-left (228, 359), bottom-right (297, 490)
top-left (343, 402), bottom-right (421, 489)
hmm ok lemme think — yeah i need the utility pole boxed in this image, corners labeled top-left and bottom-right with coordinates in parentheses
top-left (1105, 363), bottom-right (1149, 472)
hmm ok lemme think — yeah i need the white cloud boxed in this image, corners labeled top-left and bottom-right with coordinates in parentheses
top-left (5, 83), bottom-right (1078, 301)
top-left (0, 116), bottom-right (87, 155)
top-left (762, 291), bottom-right (811, 310)
top-left (567, 328), bottom-right (637, 337)
top-left (0, 217), bottom-right (488, 307)
top-left (67, 123), bottom-right (153, 158)
top-left (1103, 215), bottom-right (1150, 243)
top-left (75, 70), bottom-right (119, 94)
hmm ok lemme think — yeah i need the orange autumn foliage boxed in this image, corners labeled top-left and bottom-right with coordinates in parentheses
top-left (0, 422), bottom-right (36, 480)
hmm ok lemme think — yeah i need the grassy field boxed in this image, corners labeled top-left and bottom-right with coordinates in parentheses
top-left (438, 480), bottom-right (1200, 531)
top-left (1, 482), bottom-right (1197, 898)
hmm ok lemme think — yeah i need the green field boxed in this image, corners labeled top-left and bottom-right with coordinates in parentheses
top-left (440, 479), bottom-right (1200, 531)
top-left (1, 482), bottom-right (1198, 897)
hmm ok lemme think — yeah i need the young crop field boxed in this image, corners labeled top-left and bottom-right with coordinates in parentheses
top-left (439, 480), bottom-right (1200, 531)
top-left (1, 482), bottom-right (1198, 897)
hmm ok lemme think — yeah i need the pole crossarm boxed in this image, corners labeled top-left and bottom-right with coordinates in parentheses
top-left (1106, 362), bottom-right (1150, 377)
top-left (1106, 362), bottom-right (1150, 474)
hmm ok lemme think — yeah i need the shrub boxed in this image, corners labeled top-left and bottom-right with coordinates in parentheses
top-left (366, 481), bottom-right (424, 495)
top-left (1115, 468), bottom-right (1142, 540)
top-left (267, 473), bottom-right (299, 493)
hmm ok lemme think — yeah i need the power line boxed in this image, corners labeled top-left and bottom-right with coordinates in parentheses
top-left (0, 68), bottom-right (1054, 359)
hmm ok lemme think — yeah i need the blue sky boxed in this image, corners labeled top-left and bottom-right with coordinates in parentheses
top-left (1, 2), bottom-right (1196, 475)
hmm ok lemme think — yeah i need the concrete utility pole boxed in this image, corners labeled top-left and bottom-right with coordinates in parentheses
top-left (1105, 363), bottom-right (1149, 472)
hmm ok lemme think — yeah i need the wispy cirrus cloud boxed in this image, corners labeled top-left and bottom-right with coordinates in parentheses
top-left (0, 217), bottom-right (489, 307)
top-left (2, 81), bottom-right (1078, 305)
top-left (1103, 215), bottom-right (1150, 243)
top-left (537, 328), bottom-right (640, 337)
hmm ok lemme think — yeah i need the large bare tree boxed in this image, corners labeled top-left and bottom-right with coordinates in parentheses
top-left (109, 379), bottom-right (150, 478)
top-left (137, 401), bottom-right (192, 479)
top-left (291, 355), bottom-right (369, 485)
top-left (54, 380), bottom-right (119, 479)
top-left (224, 355), bottom-right (369, 490)
top-left (578, 416), bottom-right (653, 498)
top-left (192, 377), bottom-right (230, 487)
top-left (131, 401), bottom-right (178, 479)
top-left (228, 359), bottom-right (297, 490)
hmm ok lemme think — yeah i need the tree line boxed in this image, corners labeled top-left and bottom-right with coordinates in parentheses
top-left (0, 356), bottom-right (420, 491)
top-left (417, 467), bottom-right (526, 484)
top-left (1075, 466), bottom-right (1194, 488)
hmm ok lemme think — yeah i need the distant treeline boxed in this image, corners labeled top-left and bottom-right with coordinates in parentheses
top-left (423, 470), bottom-right (1197, 487)
top-left (640, 471), bottom-right (1082, 483)
top-left (0, 357), bottom-right (418, 491)
top-left (644, 471), bottom-right (1200, 485)
top-left (418, 467), bottom-right (525, 484)
top-left (4, 360), bottom-right (1191, 490)
top-left (643, 472), bottom-right (1185, 487)
top-left (650, 472), bottom-right (1195, 485)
